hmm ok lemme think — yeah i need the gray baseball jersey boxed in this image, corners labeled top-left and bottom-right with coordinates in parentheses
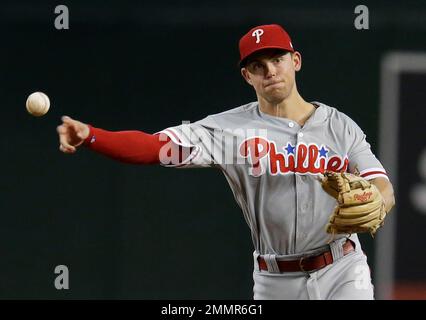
top-left (157, 101), bottom-right (387, 299)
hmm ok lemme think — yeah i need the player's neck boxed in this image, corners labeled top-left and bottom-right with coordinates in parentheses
top-left (258, 89), bottom-right (314, 126)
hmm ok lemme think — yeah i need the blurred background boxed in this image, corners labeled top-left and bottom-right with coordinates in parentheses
top-left (0, 0), bottom-right (425, 299)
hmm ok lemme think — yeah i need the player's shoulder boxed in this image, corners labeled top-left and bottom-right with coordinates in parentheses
top-left (314, 101), bottom-right (361, 128)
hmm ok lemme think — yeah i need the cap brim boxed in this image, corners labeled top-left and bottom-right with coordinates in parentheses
top-left (239, 46), bottom-right (294, 68)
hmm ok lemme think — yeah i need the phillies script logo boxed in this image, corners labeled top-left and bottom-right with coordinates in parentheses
top-left (354, 192), bottom-right (373, 202)
top-left (239, 137), bottom-right (349, 177)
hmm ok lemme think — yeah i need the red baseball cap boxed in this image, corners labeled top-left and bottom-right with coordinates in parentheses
top-left (238, 24), bottom-right (295, 67)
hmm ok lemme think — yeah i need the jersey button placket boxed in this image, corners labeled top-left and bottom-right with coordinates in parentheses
top-left (294, 127), bottom-right (302, 251)
top-left (295, 127), bottom-right (306, 251)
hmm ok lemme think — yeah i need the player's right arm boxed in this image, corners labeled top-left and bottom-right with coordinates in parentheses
top-left (57, 115), bottom-right (219, 168)
top-left (56, 115), bottom-right (170, 164)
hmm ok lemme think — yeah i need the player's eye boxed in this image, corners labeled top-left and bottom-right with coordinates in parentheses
top-left (273, 56), bottom-right (284, 63)
top-left (252, 62), bottom-right (263, 70)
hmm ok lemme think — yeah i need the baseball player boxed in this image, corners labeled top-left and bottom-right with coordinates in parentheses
top-left (57, 24), bottom-right (395, 299)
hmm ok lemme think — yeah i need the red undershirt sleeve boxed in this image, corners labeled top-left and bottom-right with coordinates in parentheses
top-left (82, 125), bottom-right (169, 165)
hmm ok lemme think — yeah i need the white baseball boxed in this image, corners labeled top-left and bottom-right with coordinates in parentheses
top-left (26, 92), bottom-right (50, 117)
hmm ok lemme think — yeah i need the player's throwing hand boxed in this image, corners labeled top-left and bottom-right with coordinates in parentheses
top-left (57, 116), bottom-right (90, 154)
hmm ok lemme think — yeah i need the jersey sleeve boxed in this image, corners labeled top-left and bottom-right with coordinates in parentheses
top-left (155, 116), bottom-right (223, 169)
top-left (346, 117), bottom-right (389, 181)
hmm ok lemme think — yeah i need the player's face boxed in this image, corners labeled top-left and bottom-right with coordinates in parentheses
top-left (241, 50), bottom-right (301, 104)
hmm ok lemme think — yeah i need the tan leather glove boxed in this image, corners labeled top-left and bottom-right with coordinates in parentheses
top-left (321, 171), bottom-right (387, 237)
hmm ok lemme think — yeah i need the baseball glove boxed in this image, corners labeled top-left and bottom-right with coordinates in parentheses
top-left (321, 171), bottom-right (386, 237)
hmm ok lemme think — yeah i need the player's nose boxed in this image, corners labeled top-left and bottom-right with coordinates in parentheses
top-left (264, 62), bottom-right (277, 78)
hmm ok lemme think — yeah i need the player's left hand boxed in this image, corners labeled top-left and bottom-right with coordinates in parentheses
top-left (320, 171), bottom-right (387, 236)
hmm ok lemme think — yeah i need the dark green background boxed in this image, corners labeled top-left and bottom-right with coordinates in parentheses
top-left (0, 0), bottom-right (424, 299)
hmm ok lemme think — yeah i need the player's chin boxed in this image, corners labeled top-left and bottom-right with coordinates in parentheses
top-left (264, 90), bottom-right (289, 103)
top-left (264, 83), bottom-right (286, 94)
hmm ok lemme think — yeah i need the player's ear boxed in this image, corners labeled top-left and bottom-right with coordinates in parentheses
top-left (292, 51), bottom-right (302, 72)
top-left (241, 68), bottom-right (253, 86)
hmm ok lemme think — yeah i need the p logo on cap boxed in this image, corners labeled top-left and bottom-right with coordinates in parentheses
top-left (239, 24), bottom-right (295, 67)
top-left (252, 29), bottom-right (264, 43)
